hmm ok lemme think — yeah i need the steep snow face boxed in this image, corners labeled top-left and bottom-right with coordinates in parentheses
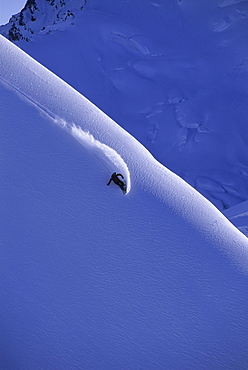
top-left (1, 33), bottom-right (248, 369)
top-left (3, 0), bottom-right (248, 212)
top-left (224, 201), bottom-right (248, 237)
top-left (0, 0), bottom-right (86, 41)
top-left (54, 119), bottom-right (132, 193)
top-left (0, 33), bottom-right (245, 249)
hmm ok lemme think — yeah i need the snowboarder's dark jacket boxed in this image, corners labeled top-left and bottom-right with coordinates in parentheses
top-left (107, 172), bottom-right (124, 186)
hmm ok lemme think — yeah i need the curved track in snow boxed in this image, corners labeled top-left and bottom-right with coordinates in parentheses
top-left (71, 125), bottom-right (131, 193)
top-left (2, 32), bottom-right (248, 370)
top-left (1, 35), bottom-right (248, 269)
top-left (0, 74), bottom-right (131, 194)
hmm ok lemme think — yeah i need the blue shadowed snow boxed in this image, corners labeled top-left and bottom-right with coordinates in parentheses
top-left (224, 200), bottom-right (248, 237)
top-left (1, 35), bottom-right (248, 369)
top-left (6, 0), bottom-right (248, 213)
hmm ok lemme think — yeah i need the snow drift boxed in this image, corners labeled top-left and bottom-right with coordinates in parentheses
top-left (1, 34), bottom-right (248, 369)
top-left (5, 0), bottom-right (248, 212)
top-left (71, 124), bottom-right (131, 193)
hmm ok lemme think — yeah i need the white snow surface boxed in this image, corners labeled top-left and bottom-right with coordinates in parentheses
top-left (4, 0), bottom-right (248, 213)
top-left (1, 35), bottom-right (248, 368)
top-left (70, 125), bottom-right (131, 194)
top-left (224, 200), bottom-right (248, 237)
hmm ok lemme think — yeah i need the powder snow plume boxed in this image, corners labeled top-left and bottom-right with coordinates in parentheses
top-left (53, 116), bottom-right (131, 193)
top-left (70, 124), bottom-right (131, 194)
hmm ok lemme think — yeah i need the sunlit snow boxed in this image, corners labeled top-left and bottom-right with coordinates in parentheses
top-left (1, 32), bottom-right (248, 369)
top-left (4, 0), bottom-right (248, 215)
top-left (1, 0), bottom-right (248, 368)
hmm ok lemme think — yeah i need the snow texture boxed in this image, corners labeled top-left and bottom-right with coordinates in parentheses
top-left (50, 116), bottom-right (131, 193)
top-left (4, 0), bottom-right (248, 214)
top-left (1, 33), bottom-right (248, 369)
top-left (70, 125), bottom-right (131, 194)
top-left (224, 200), bottom-right (248, 237)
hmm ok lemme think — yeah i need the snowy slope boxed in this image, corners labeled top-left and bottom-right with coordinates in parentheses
top-left (224, 200), bottom-right (248, 237)
top-left (1, 35), bottom-right (248, 369)
top-left (2, 0), bottom-right (248, 212)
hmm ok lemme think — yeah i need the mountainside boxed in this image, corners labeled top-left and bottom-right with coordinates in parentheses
top-left (1, 34), bottom-right (248, 369)
top-left (0, 0), bottom-right (86, 41)
top-left (1, 0), bottom-right (248, 215)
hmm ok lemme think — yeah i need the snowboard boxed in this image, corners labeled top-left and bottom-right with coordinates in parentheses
top-left (122, 181), bottom-right (127, 194)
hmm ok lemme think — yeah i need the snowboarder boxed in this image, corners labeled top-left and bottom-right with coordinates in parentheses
top-left (107, 172), bottom-right (126, 193)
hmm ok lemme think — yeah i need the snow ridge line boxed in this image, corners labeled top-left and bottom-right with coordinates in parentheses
top-left (0, 74), bottom-right (131, 194)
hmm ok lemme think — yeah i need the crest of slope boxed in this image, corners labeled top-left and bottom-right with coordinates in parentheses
top-left (1, 35), bottom-right (248, 369)
top-left (4, 0), bottom-right (248, 211)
